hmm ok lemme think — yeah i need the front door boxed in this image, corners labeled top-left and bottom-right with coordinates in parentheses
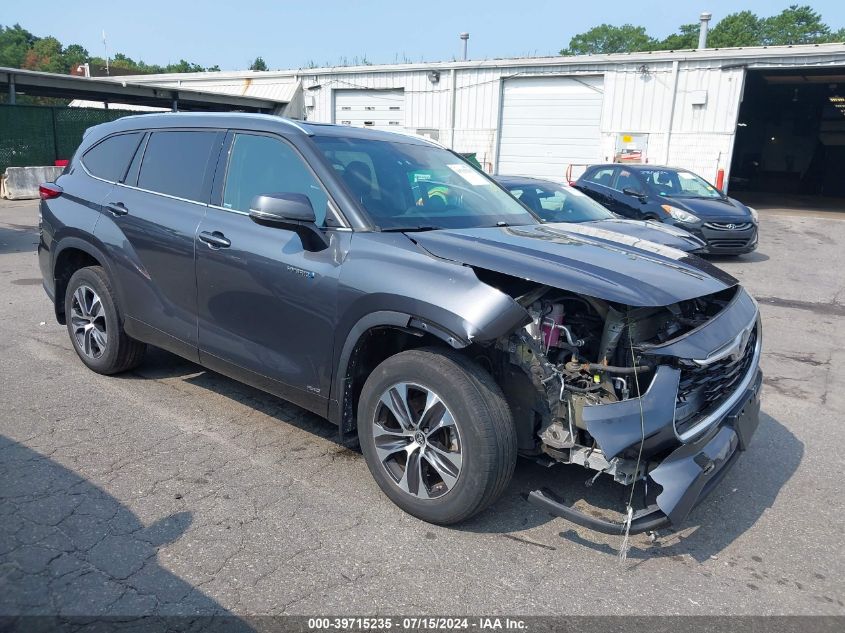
top-left (609, 168), bottom-right (647, 218)
top-left (195, 132), bottom-right (346, 413)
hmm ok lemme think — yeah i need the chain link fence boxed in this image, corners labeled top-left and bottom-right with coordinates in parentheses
top-left (0, 104), bottom-right (137, 174)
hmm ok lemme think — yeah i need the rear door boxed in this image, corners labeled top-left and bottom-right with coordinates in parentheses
top-left (95, 129), bottom-right (223, 358)
top-left (577, 166), bottom-right (617, 208)
top-left (195, 131), bottom-right (346, 412)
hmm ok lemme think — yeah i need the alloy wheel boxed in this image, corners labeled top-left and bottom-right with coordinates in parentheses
top-left (70, 285), bottom-right (108, 359)
top-left (372, 382), bottom-right (463, 499)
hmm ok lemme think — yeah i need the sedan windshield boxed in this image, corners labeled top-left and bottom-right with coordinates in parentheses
top-left (313, 136), bottom-right (537, 230)
top-left (639, 168), bottom-right (723, 199)
top-left (504, 182), bottom-right (614, 223)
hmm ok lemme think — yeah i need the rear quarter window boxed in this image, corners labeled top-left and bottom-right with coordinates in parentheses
top-left (81, 132), bottom-right (144, 183)
top-left (585, 167), bottom-right (615, 187)
top-left (137, 131), bottom-right (219, 201)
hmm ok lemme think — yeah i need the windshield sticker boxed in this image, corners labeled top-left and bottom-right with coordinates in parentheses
top-left (446, 163), bottom-right (490, 186)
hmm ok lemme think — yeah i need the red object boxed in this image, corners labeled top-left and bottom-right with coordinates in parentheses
top-left (38, 183), bottom-right (63, 200)
top-left (54, 159), bottom-right (69, 167)
top-left (565, 164), bottom-right (575, 186)
top-left (716, 168), bottom-right (725, 191)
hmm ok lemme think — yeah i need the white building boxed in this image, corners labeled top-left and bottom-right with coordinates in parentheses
top-left (111, 43), bottom-right (845, 197)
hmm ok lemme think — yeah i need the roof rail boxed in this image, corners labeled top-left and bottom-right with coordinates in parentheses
top-left (276, 117), bottom-right (312, 135)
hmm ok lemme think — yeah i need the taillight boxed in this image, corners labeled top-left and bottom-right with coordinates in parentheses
top-left (39, 183), bottom-right (63, 200)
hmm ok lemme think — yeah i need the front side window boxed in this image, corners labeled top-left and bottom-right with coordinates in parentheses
top-left (614, 169), bottom-right (643, 193)
top-left (81, 132), bottom-right (143, 183)
top-left (223, 134), bottom-right (330, 226)
top-left (137, 131), bottom-right (218, 201)
top-left (313, 136), bottom-right (536, 230)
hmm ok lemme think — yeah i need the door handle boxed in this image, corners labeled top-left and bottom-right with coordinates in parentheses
top-left (199, 231), bottom-right (231, 249)
top-left (105, 202), bottom-right (129, 216)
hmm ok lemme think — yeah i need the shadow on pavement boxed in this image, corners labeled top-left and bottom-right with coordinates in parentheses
top-left (0, 435), bottom-right (253, 630)
top-left (550, 412), bottom-right (802, 562)
top-left (706, 250), bottom-right (770, 264)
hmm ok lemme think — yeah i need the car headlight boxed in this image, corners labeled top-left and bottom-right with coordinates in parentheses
top-left (660, 204), bottom-right (700, 224)
top-left (748, 206), bottom-right (759, 224)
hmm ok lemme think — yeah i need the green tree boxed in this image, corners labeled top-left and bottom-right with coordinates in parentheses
top-left (561, 24), bottom-right (656, 55)
top-left (249, 56), bottom-right (268, 71)
top-left (62, 43), bottom-right (89, 73)
top-left (0, 24), bottom-right (36, 68)
top-left (22, 36), bottom-right (64, 72)
top-left (708, 11), bottom-right (764, 48)
top-left (658, 23), bottom-right (699, 50)
top-left (762, 5), bottom-right (830, 45)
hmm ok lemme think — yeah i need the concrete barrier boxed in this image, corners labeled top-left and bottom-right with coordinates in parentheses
top-left (1, 166), bottom-right (65, 200)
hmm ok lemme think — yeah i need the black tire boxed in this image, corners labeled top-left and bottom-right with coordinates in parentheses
top-left (64, 266), bottom-right (145, 375)
top-left (358, 347), bottom-right (516, 524)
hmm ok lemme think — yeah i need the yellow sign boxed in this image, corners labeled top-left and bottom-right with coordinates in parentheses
top-left (622, 134), bottom-right (633, 143)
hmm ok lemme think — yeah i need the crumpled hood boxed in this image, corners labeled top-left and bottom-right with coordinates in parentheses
top-left (559, 219), bottom-right (705, 252)
top-left (410, 224), bottom-right (737, 307)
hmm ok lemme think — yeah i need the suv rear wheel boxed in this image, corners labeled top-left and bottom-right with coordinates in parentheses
top-left (64, 266), bottom-right (145, 375)
top-left (358, 348), bottom-right (516, 524)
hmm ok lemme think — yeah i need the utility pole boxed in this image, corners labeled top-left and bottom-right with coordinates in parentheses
top-left (102, 30), bottom-right (110, 76)
top-left (460, 33), bottom-right (469, 61)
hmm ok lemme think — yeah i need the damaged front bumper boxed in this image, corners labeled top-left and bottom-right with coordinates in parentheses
top-left (528, 368), bottom-right (761, 534)
top-left (528, 289), bottom-right (763, 534)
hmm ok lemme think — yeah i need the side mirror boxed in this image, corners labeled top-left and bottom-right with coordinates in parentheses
top-left (622, 187), bottom-right (646, 199)
top-left (249, 193), bottom-right (329, 251)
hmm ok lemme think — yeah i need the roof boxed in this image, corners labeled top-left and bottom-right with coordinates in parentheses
top-left (590, 164), bottom-right (694, 171)
top-left (106, 43), bottom-right (845, 83)
top-left (85, 112), bottom-right (438, 146)
top-left (0, 67), bottom-right (289, 112)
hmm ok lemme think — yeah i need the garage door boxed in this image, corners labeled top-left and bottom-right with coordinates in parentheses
top-left (496, 76), bottom-right (604, 178)
top-left (334, 89), bottom-right (405, 131)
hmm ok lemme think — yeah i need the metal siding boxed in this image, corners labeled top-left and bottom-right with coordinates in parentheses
top-left (121, 45), bottom-right (845, 181)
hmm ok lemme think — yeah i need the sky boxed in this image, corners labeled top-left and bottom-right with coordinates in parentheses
top-left (7, 1), bottom-right (845, 71)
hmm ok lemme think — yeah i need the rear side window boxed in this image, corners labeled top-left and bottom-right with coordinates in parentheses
top-left (138, 131), bottom-right (218, 201)
top-left (81, 133), bottom-right (143, 182)
top-left (585, 167), bottom-right (615, 187)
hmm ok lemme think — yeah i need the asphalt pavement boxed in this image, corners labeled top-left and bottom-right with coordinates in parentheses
top-left (1, 198), bottom-right (843, 618)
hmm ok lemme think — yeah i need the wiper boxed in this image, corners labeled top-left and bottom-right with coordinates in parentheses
top-left (379, 225), bottom-right (442, 233)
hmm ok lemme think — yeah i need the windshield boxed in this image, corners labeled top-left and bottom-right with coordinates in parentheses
top-left (313, 136), bottom-right (537, 230)
top-left (504, 181), bottom-right (614, 223)
top-left (639, 168), bottom-right (723, 199)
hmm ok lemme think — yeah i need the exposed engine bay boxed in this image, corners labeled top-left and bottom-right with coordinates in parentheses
top-left (472, 278), bottom-right (761, 533)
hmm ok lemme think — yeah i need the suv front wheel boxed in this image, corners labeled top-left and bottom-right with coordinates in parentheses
top-left (358, 348), bottom-right (516, 524)
top-left (64, 266), bottom-right (146, 375)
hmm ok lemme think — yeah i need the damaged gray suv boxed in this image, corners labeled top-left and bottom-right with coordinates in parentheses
top-left (38, 113), bottom-right (762, 532)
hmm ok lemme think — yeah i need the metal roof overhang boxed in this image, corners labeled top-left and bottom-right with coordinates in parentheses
top-left (0, 67), bottom-right (286, 112)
